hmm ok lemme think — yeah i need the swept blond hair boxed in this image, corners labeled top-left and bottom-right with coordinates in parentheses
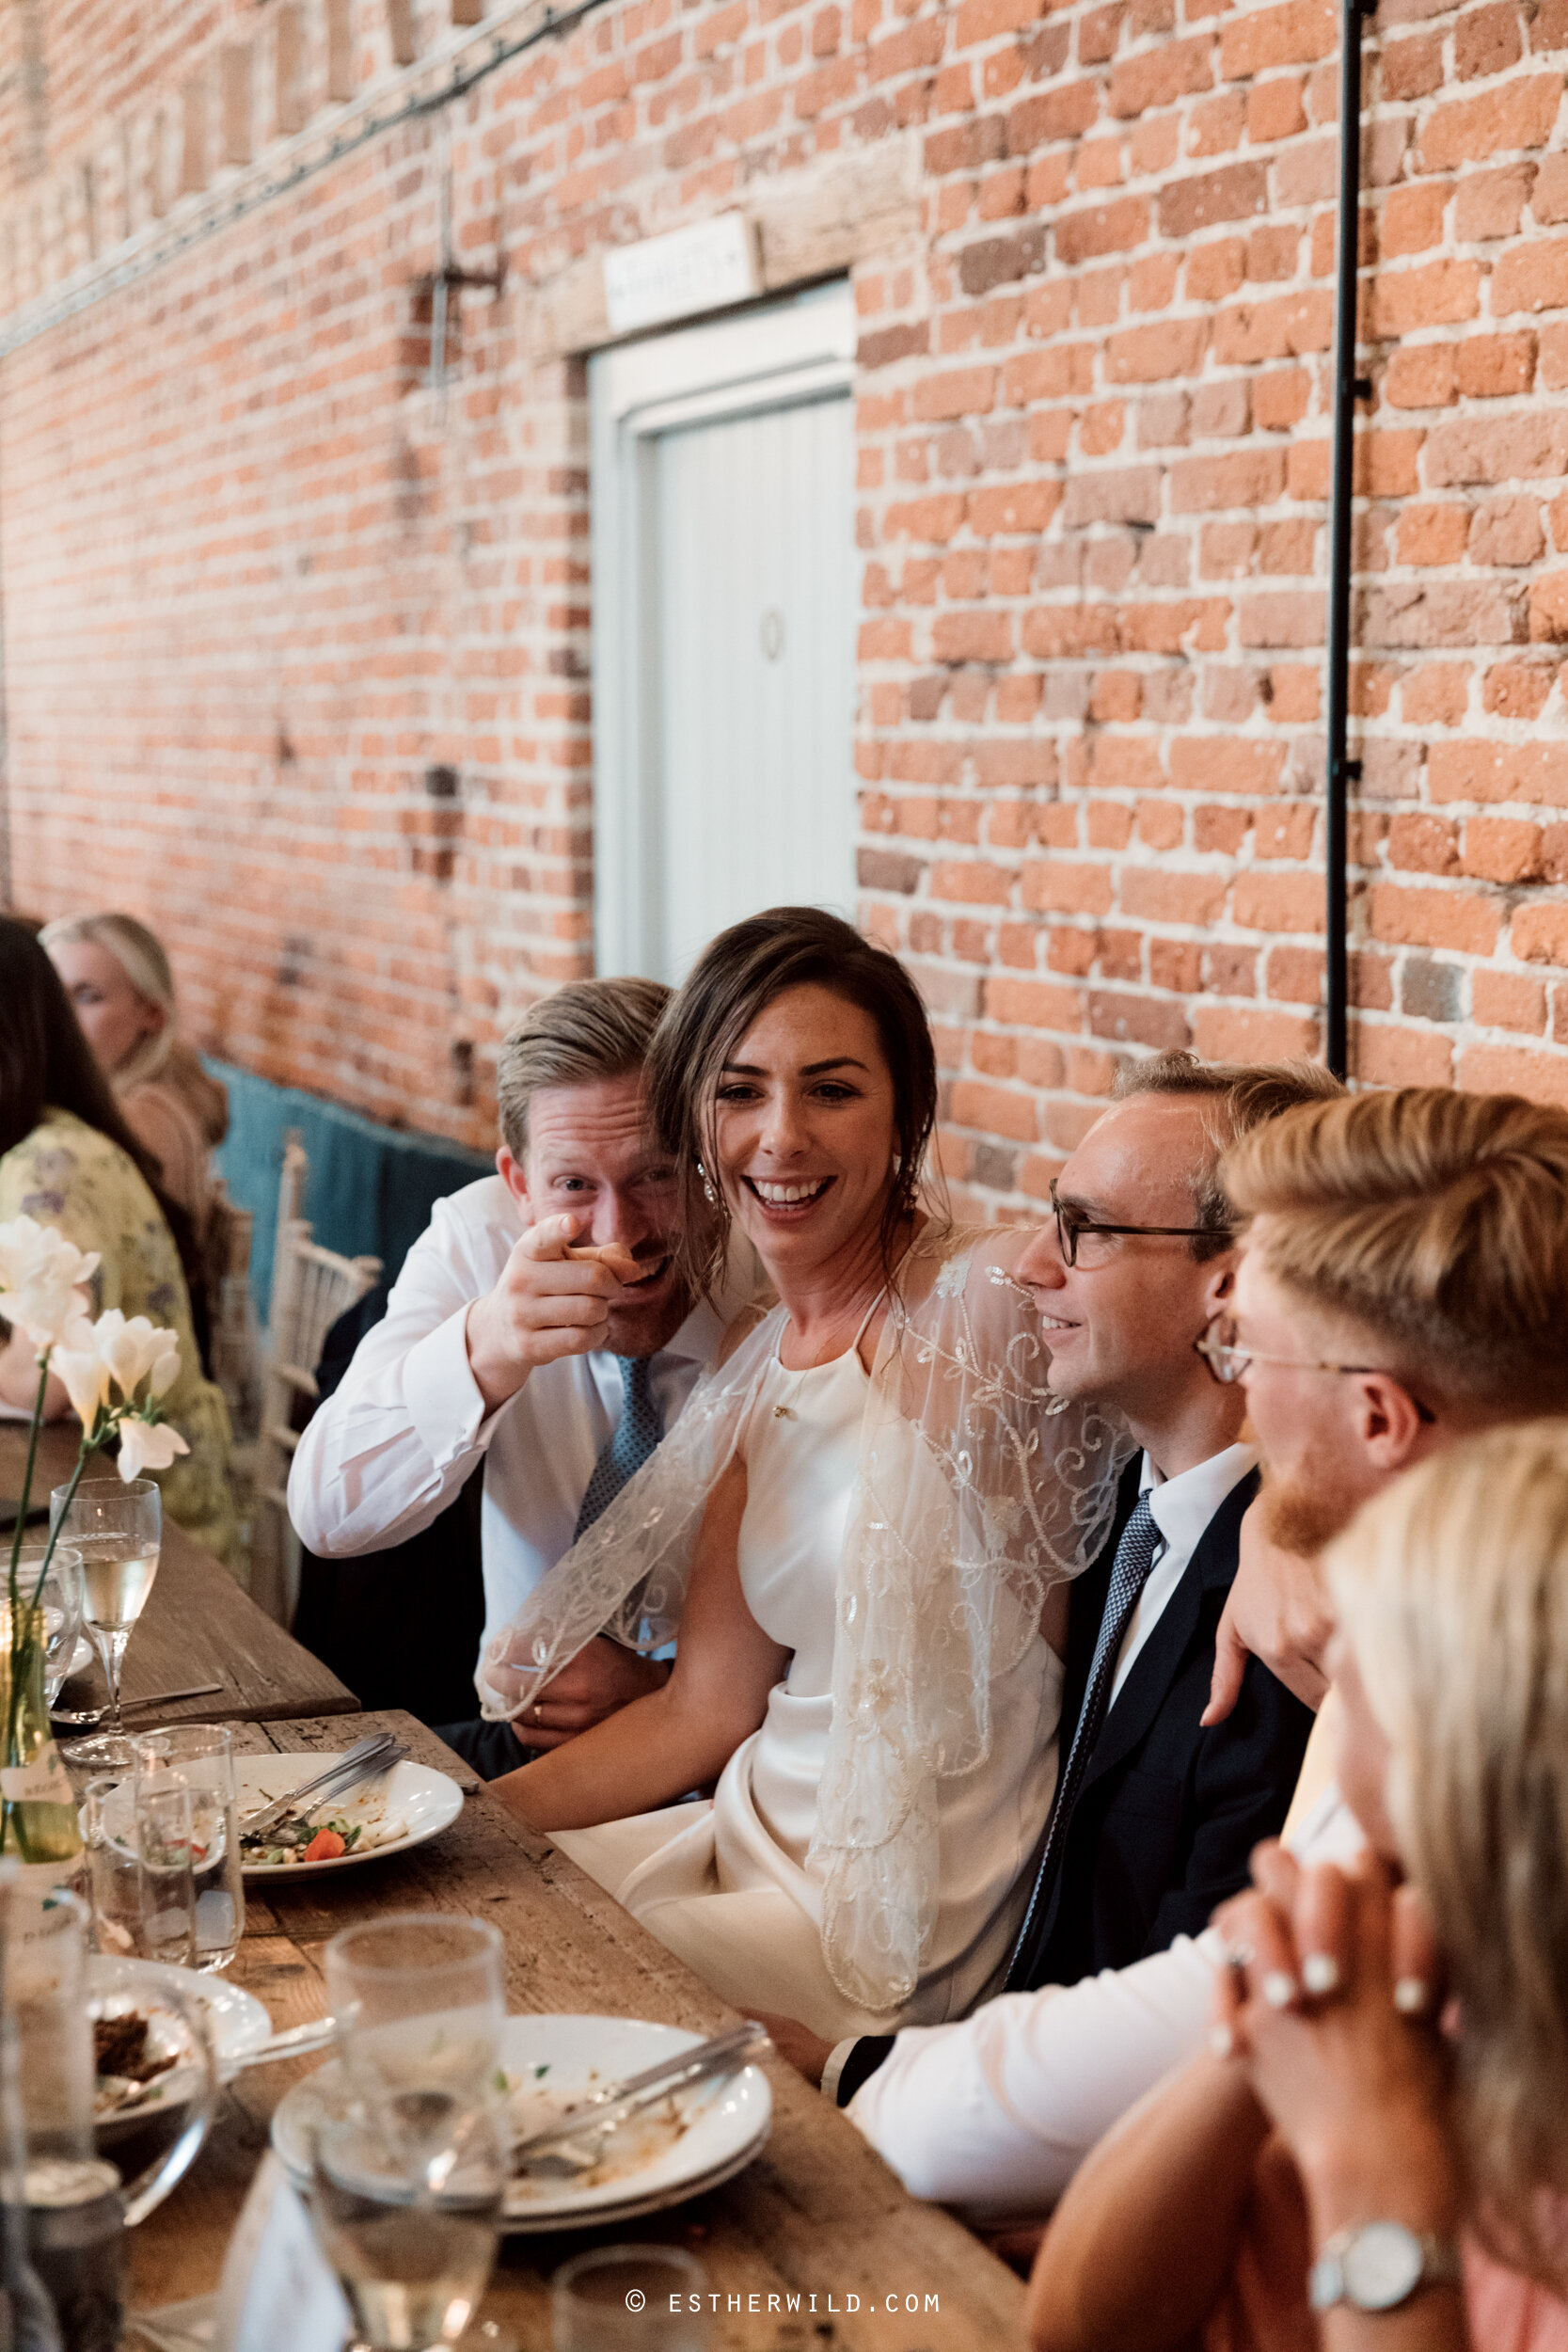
top-left (1326, 1420), bottom-right (1568, 2278)
top-left (1221, 1089), bottom-right (1568, 1412)
top-left (40, 910), bottom-right (229, 1145)
top-left (496, 977), bottom-right (671, 1159)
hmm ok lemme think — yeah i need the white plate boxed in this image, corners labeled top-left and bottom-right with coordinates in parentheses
top-left (88, 1954), bottom-right (271, 2130)
top-left (237, 1752), bottom-right (464, 1878)
top-left (272, 2013), bottom-right (771, 2233)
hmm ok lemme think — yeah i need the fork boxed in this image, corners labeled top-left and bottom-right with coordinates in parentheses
top-left (511, 2019), bottom-right (771, 2173)
top-left (239, 1732), bottom-right (400, 1839)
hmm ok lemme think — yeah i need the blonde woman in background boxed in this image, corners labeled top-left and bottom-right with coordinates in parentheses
top-left (42, 912), bottom-right (229, 1238)
top-left (1029, 1417), bottom-right (1568, 2352)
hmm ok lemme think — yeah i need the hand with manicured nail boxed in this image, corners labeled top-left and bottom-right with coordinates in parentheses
top-left (1218, 1854), bottom-right (1460, 2258)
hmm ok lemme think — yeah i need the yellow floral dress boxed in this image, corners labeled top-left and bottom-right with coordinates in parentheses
top-left (0, 1108), bottom-right (244, 1576)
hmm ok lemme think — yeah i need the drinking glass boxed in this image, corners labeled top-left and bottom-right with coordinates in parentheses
top-left (309, 2088), bottom-right (506, 2352)
top-left (324, 1915), bottom-right (505, 2106)
top-left (50, 1479), bottom-right (161, 1768)
top-left (13, 1543), bottom-right (85, 1707)
top-left (132, 1724), bottom-right (245, 1971)
top-left (81, 1774), bottom-right (198, 1968)
top-left (552, 2248), bottom-right (711, 2352)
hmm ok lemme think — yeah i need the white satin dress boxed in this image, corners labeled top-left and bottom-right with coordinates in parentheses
top-left (552, 1331), bottom-right (1064, 2042)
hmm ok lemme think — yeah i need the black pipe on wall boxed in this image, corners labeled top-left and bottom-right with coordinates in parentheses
top-left (1325, 0), bottom-right (1377, 1082)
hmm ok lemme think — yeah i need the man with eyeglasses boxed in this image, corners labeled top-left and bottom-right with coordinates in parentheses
top-left (811, 1051), bottom-right (1336, 2114)
top-left (831, 1080), bottom-right (1568, 2228)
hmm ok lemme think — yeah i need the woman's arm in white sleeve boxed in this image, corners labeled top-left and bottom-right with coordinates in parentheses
top-left (847, 1931), bottom-right (1224, 2219)
top-left (287, 1197), bottom-right (508, 1557)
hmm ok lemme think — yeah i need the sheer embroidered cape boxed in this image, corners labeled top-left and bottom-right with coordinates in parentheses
top-left (477, 1223), bottom-right (1130, 2015)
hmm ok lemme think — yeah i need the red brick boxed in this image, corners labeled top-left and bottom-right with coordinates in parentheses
top-left (1472, 970), bottom-right (1547, 1030)
top-left (1481, 661), bottom-right (1557, 717)
top-left (1428, 740), bottom-right (1568, 804)
top-left (1054, 198), bottom-right (1149, 262)
top-left (1453, 161), bottom-right (1535, 241)
top-left (1465, 816), bottom-right (1544, 881)
top-left (1190, 1003), bottom-right (1319, 1059)
top-left (1366, 260), bottom-right (1483, 339)
top-left (1417, 75), bottom-right (1564, 171)
top-left (1352, 1025), bottom-right (1456, 1088)
top-left (1385, 344), bottom-right (1457, 407)
top-left (1108, 37), bottom-right (1214, 118)
top-left (1218, 0), bottom-right (1335, 77)
top-left (1168, 449), bottom-right (1286, 511)
top-left (1456, 331), bottom-right (1537, 396)
top-left (1492, 235), bottom-right (1568, 314)
top-left (1369, 884), bottom-right (1502, 952)
top-left (1455, 2), bottom-right (1524, 80)
top-left (949, 1080), bottom-right (1038, 1140)
top-left (1119, 868), bottom-right (1229, 923)
top-left (1457, 1044), bottom-right (1568, 1103)
top-left (1388, 813), bottom-right (1461, 873)
top-left (1513, 903), bottom-right (1568, 963)
top-left (1402, 665), bottom-right (1473, 725)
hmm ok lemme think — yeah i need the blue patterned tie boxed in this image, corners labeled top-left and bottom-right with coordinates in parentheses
top-left (575, 1356), bottom-right (664, 1538)
top-left (1004, 1492), bottom-right (1164, 1989)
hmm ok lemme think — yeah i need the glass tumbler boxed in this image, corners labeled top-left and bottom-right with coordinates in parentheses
top-left (552, 2247), bottom-right (711, 2352)
top-left (82, 1775), bottom-right (198, 1968)
top-left (132, 1723), bottom-right (244, 1971)
top-left (324, 1915), bottom-right (505, 2107)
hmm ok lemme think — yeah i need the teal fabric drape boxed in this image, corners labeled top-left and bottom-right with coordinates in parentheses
top-left (209, 1060), bottom-right (491, 1311)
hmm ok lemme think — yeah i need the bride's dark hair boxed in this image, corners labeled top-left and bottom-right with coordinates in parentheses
top-left (646, 906), bottom-right (941, 1301)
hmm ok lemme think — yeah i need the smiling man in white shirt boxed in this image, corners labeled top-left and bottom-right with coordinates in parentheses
top-left (289, 978), bottom-right (729, 1776)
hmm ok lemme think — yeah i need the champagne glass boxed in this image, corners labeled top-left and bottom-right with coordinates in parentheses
top-left (309, 2089), bottom-right (506, 2352)
top-left (51, 1479), bottom-right (160, 1768)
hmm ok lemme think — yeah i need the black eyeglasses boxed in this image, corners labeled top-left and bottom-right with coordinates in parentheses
top-left (1049, 1181), bottom-right (1230, 1270)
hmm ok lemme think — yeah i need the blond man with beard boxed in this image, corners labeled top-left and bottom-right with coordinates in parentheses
top-left (836, 1085), bottom-right (1568, 2222)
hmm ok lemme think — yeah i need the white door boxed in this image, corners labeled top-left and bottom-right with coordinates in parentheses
top-left (651, 391), bottom-right (854, 977)
top-left (591, 282), bottom-right (858, 983)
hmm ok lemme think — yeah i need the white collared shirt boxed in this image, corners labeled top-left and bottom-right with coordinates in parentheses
top-left (287, 1174), bottom-right (725, 1660)
top-left (1108, 1441), bottom-right (1259, 1708)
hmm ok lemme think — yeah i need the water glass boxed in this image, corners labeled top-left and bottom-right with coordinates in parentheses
top-left (309, 2088), bottom-right (506, 2352)
top-left (132, 1723), bottom-right (244, 1971)
top-left (324, 1915), bottom-right (505, 2106)
top-left (81, 1774), bottom-right (198, 1968)
top-left (13, 1543), bottom-right (86, 1706)
top-left (50, 1478), bottom-right (161, 1768)
top-left (552, 2248), bottom-right (711, 2352)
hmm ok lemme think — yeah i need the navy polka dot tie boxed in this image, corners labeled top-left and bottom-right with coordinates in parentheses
top-left (575, 1356), bottom-right (665, 1539)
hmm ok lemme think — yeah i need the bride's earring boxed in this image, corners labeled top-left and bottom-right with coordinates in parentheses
top-left (696, 1158), bottom-right (717, 1205)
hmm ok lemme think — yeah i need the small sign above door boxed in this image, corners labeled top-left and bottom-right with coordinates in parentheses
top-left (603, 215), bottom-right (762, 338)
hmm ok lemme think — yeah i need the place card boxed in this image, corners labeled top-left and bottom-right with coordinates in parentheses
top-left (213, 2151), bottom-right (352, 2352)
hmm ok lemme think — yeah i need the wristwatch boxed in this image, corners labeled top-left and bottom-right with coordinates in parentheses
top-left (1308, 2222), bottom-right (1463, 2313)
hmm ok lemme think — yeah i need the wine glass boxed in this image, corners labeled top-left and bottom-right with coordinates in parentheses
top-left (552, 2248), bottom-right (712, 2350)
top-left (309, 2088), bottom-right (506, 2352)
top-left (50, 1479), bottom-right (161, 1768)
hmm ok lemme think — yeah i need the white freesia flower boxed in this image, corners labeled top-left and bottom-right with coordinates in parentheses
top-left (94, 1311), bottom-right (174, 1402)
top-left (116, 1418), bottom-right (190, 1482)
top-left (0, 1216), bottom-right (100, 1349)
top-left (48, 1316), bottom-right (113, 1425)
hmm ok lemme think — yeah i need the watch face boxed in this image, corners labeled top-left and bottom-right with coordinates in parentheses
top-left (1342, 2222), bottom-right (1426, 2311)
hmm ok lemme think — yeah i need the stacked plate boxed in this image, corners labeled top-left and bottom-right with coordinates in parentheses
top-left (272, 2012), bottom-right (772, 2233)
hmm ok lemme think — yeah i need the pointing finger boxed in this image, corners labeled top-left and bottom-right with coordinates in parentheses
top-left (517, 1214), bottom-right (585, 1262)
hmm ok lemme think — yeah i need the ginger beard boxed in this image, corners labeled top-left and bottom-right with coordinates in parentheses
top-left (1253, 1459), bottom-right (1359, 1559)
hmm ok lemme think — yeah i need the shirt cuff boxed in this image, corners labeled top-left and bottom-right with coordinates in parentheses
top-left (401, 1304), bottom-right (501, 1469)
top-left (822, 2034), bottom-right (896, 2109)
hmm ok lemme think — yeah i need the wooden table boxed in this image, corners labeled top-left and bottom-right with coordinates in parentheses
top-left (1, 1422), bottom-right (359, 1727)
top-left (127, 1711), bottom-right (1028, 2349)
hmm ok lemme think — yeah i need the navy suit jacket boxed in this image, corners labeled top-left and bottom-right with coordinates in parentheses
top-left (1005, 1454), bottom-right (1315, 1994)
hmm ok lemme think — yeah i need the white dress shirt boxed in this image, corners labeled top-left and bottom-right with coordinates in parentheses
top-left (845, 1733), bottom-right (1365, 2220)
top-left (839, 1438), bottom-right (1362, 2216)
top-left (1110, 1440), bottom-right (1259, 1706)
top-left (287, 1175), bottom-right (725, 1662)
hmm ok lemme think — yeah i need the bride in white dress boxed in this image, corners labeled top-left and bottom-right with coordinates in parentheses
top-left (483, 910), bottom-right (1126, 2042)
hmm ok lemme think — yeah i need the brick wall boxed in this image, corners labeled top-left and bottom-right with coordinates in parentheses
top-left (2, 0), bottom-right (1568, 1200)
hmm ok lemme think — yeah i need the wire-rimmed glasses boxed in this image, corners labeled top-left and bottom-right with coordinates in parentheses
top-left (1049, 1180), bottom-right (1229, 1269)
top-left (1194, 1317), bottom-right (1436, 1422)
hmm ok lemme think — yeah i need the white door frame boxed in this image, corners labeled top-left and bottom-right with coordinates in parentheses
top-left (589, 278), bottom-right (857, 979)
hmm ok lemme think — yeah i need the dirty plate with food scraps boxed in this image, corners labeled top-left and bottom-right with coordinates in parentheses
top-left (236, 1752), bottom-right (464, 1879)
top-left (270, 2013), bottom-right (772, 2233)
top-left (88, 1954), bottom-right (271, 2131)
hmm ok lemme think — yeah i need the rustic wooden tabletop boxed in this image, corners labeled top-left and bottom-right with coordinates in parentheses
top-left (1, 1422), bottom-right (359, 1727)
top-left (124, 1709), bottom-right (1028, 2352)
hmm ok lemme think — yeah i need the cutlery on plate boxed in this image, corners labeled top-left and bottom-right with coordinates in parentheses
top-left (239, 1733), bottom-right (399, 1839)
top-left (52, 1680), bottom-right (226, 1728)
top-left (511, 2019), bottom-right (772, 2174)
top-left (220, 2015), bottom-right (338, 2078)
top-left (240, 1740), bottom-right (409, 1848)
